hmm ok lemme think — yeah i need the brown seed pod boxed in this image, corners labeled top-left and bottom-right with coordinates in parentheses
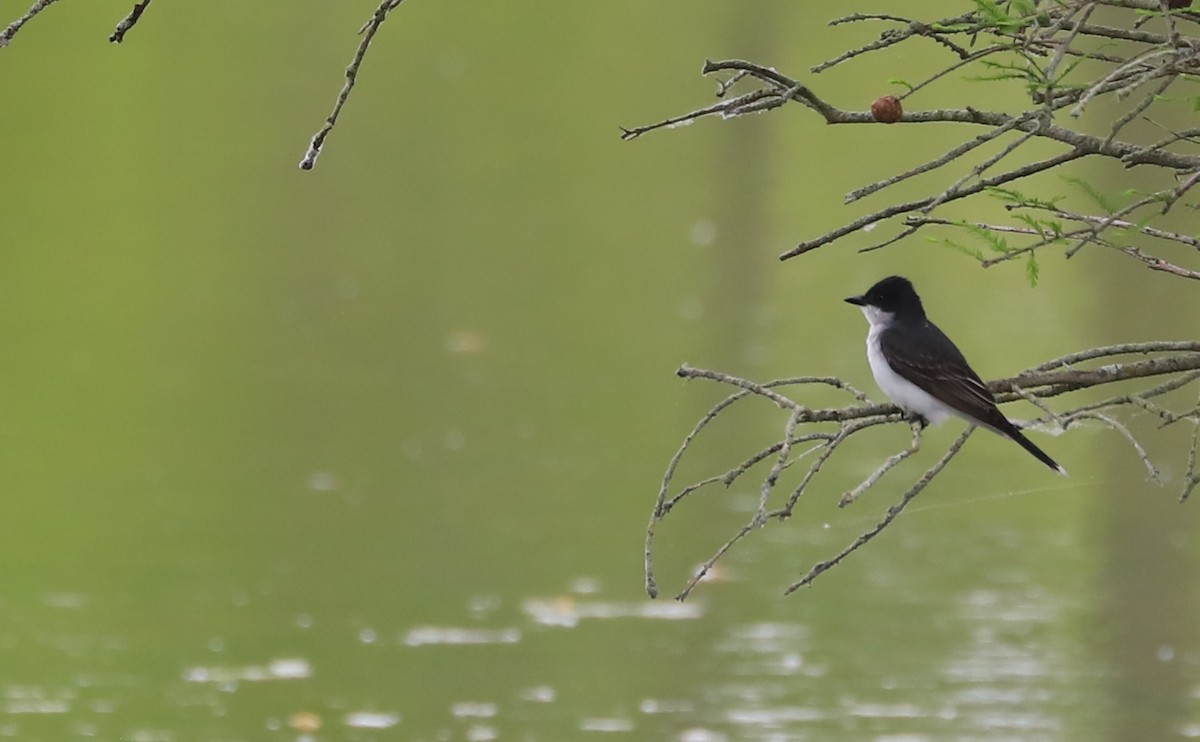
top-left (870, 95), bottom-right (903, 124)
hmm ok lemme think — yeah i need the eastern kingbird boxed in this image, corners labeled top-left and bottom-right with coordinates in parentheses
top-left (845, 275), bottom-right (1066, 475)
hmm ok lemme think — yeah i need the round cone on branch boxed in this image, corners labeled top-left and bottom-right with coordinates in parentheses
top-left (871, 95), bottom-right (903, 124)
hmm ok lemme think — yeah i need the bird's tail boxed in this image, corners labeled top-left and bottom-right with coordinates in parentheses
top-left (1002, 423), bottom-right (1067, 476)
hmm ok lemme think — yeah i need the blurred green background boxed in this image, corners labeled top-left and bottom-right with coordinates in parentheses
top-left (1, 1), bottom-right (1198, 740)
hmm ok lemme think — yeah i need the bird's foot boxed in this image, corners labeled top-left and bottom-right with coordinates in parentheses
top-left (906, 413), bottom-right (929, 431)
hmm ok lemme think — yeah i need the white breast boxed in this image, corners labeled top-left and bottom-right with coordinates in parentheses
top-left (863, 309), bottom-right (954, 425)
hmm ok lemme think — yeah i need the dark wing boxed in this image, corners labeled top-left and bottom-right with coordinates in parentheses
top-left (879, 319), bottom-right (1009, 431)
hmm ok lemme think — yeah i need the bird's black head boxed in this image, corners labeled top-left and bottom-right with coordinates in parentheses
top-left (845, 275), bottom-right (925, 317)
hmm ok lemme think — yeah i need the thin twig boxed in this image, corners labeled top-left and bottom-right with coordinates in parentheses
top-left (109, 0), bottom-right (152, 44)
top-left (1063, 411), bottom-right (1161, 480)
top-left (299, 0), bottom-right (407, 171)
top-left (758, 410), bottom-right (803, 523)
top-left (648, 342), bottom-right (1200, 598)
top-left (0, 0), bottom-right (63, 47)
top-left (785, 427), bottom-right (975, 594)
top-left (624, 1), bottom-right (1200, 263)
top-left (839, 422), bottom-right (923, 507)
top-left (1182, 397), bottom-right (1200, 503)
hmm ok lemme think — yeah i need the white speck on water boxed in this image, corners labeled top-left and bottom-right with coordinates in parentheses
top-left (187, 658), bottom-right (312, 684)
top-left (678, 297), bottom-right (703, 321)
top-left (4, 699), bottom-right (70, 715)
top-left (358, 627), bottom-right (377, 644)
top-left (780, 653), bottom-right (803, 672)
top-left (569, 576), bottom-right (601, 594)
top-left (468, 594), bottom-right (501, 618)
top-left (345, 711), bottom-right (400, 729)
top-left (847, 703), bottom-right (925, 719)
top-left (679, 728), bottom-right (727, 742)
top-left (581, 717), bottom-right (635, 733)
top-left (42, 593), bottom-right (87, 609)
top-left (444, 430), bottom-right (466, 451)
top-left (466, 724), bottom-right (498, 741)
top-left (726, 706), bottom-right (825, 726)
top-left (307, 471), bottom-right (338, 492)
top-left (523, 597), bottom-right (703, 627)
top-left (451, 702), bottom-right (497, 718)
top-left (520, 685), bottom-right (556, 703)
top-left (403, 627), bottom-right (521, 647)
top-left (690, 219), bottom-right (717, 246)
top-left (295, 613), bottom-right (314, 629)
top-left (268, 658), bottom-right (312, 679)
top-left (640, 698), bottom-right (695, 714)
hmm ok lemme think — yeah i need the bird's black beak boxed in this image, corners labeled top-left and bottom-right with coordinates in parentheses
top-left (845, 295), bottom-right (866, 306)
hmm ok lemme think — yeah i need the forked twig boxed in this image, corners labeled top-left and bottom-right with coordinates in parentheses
top-left (786, 426), bottom-right (975, 594)
top-left (623, 1), bottom-right (1200, 276)
top-left (839, 422), bottom-right (923, 507)
top-left (646, 341), bottom-right (1200, 599)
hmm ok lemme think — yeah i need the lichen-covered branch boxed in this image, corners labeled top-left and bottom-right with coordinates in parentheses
top-left (299, 0), bottom-right (408, 171)
top-left (109, 1), bottom-right (152, 44)
top-left (0, 0), bottom-right (63, 48)
top-left (646, 342), bottom-right (1200, 599)
top-left (622, 1), bottom-right (1200, 279)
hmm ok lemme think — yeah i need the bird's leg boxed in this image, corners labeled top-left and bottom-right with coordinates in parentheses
top-left (906, 412), bottom-right (929, 431)
top-left (908, 418), bottom-right (923, 448)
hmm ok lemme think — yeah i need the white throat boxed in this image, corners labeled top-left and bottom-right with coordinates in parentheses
top-left (860, 304), bottom-right (895, 330)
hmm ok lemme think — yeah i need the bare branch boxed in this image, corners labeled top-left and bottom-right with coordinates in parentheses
top-left (1121, 246), bottom-right (1200, 280)
top-left (0, 0), bottom-right (63, 48)
top-left (624, 1), bottom-right (1200, 267)
top-left (839, 422), bottom-right (923, 507)
top-left (109, 0), bottom-right (152, 44)
top-left (648, 342), bottom-right (1200, 598)
top-left (785, 427), bottom-right (975, 594)
top-left (299, 0), bottom-right (407, 171)
top-left (1183, 391), bottom-right (1200, 502)
top-left (1063, 411), bottom-right (1161, 480)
